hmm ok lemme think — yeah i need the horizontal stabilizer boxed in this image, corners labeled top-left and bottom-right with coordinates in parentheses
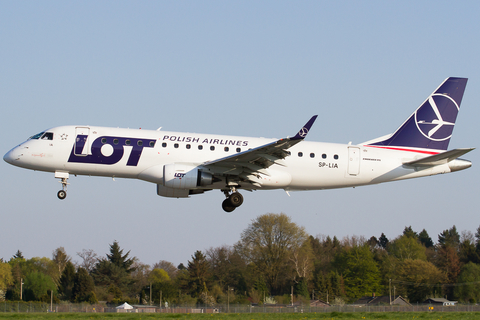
top-left (403, 148), bottom-right (474, 167)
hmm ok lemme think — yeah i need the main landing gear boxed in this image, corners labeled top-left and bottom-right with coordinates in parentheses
top-left (221, 188), bottom-right (244, 212)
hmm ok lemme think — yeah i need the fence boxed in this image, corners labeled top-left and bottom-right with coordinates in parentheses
top-left (2, 302), bottom-right (480, 313)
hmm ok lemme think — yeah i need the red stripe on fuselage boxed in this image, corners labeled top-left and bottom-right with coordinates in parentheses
top-left (364, 145), bottom-right (440, 155)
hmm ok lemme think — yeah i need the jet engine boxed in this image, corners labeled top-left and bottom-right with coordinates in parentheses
top-left (163, 163), bottom-right (213, 189)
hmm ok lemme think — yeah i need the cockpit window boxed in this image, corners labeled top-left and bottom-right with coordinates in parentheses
top-left (29, 131), bottom-right (54, 140)
top-left (41, 132), bottom-right (54, 140)
top-left (30, 132), bottom-right (45, 140)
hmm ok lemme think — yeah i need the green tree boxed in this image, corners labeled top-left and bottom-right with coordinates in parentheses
top-left (438, 225), bottom-right (460, 250)
top-left (12, 250), bottom-right (24, 259)
top-left (58, 261), bottom-right (76, 301)
top-left (388, 235), bottom-right (427, 261)
top-left (207, 245), bottom-right (248, 294)
top-left (52, 247), bottom-right (70, 276)
top-left (0, 262), bottom-right (14, 301)
top-left (148, 269), bottom-right (171, 283)
top-left (378, 233), bottom-right (389, 250)
top-left (403, 226), bottom-right (418, 239)
top-left (23, 272), bottom-right (56, 302)
top-left (107, 241), bottom-right (136, 274)
top-left (459, 233), bottom-right (479, 264)
top-left (72, 267), bottom-right (97, 303)
top-left (454, 262), bottom-right (480, 303)
top-left (187, 250), bottom-right (211, 297)
top-left (396, 259), bottom-right (445, 302)
top-left (333, 244), bottom-right (382, 300)
top-left (235, 213), bottom-right (308, 295)
top-left (91, 258), bottom-right (130, 291)
top-left (152, 260), bottom-right (178, 279)
top-left (418, 229), bottom-right (434, 248)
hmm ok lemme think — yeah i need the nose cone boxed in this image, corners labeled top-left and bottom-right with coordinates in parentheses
top-left (3, 149), bottom-right (15, 165)
top-left (4, 146), bottom-right (22, 166)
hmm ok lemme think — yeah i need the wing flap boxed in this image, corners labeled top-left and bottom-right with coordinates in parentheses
top-left (202, 116), bottom-right (317, 186)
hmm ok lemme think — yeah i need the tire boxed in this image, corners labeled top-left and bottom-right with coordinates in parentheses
top-left (57, 190), bottom-right (67, 200)
top-left (228, 192), bottom-right (244, 207)
top-left (222, 199), bottom-right (235, 212)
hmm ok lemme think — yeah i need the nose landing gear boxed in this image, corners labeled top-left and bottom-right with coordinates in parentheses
top-left (221, 188), bottom-right (244, 212)
top-left (55, 172), bottom-right (70, 200)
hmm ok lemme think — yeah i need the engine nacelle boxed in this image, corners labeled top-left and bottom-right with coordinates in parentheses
top-left (163, 163), bottom-right (213, 189)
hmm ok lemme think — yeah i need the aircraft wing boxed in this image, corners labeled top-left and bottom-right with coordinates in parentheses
top-left (403, 148), bottom-right (475, 167)
top-left (202, 116), bottom-right (317, 184)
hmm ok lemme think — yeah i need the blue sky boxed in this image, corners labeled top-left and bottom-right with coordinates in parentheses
top-left (1, 1), bottom-right (479, 267)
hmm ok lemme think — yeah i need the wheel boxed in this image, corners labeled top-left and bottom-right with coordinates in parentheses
top-left (57, 190), bottom-right (67, 200)
top-left (222, 199), bottom-right (235, 212)
top-left (228, 192), bottom-right (244, 207)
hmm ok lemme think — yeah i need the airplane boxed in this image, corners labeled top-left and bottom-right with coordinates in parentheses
top-left (3, 77), bottom-right (474, 212)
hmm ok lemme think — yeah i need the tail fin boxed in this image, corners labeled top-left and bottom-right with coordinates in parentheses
top-left (366, 77), bottom-right (468, 151)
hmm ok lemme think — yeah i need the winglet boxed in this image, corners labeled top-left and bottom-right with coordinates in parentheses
top-left (291, 115), bottom-right (318, 140)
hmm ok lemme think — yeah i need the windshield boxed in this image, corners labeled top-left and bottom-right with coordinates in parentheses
top-left (29, 132), bottom-right (45, 140)
top-left (29, 132), bottom-right (53, 140)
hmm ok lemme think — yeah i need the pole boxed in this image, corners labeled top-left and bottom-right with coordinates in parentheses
top-left (20, 278), bottom-right (23, 301)
top-left (291, 286), bottom-right (293, 306)
top-left (50, 290), bottom-right (53, 312)
top-left (227, 286), bottom-right (230, 313)
top-left (150, 282), bottom-right (152, 306)
top-left (389, 279), bottom-right (392, 305)
top-left (160, 290), bottom-right (162, 309)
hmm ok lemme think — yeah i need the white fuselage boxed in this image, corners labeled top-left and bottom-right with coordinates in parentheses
top-left (4, 125), bottom-right (463, 193)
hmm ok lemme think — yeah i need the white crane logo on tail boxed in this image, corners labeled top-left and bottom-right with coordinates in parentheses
top-left (415, 94), bottom-right (459, 142)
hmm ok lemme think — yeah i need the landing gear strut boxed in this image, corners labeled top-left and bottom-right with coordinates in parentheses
top-left (55, 172), bottom-right (70, 200)
top-left (221, 188), bottom-right (244, 212)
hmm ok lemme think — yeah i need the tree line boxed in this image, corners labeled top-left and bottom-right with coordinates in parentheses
top-left (1, 213), bottom-right (480, 305)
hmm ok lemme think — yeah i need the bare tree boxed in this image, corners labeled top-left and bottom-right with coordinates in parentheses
top-left (152, 260), bottom-right (178, 279)
top-left (235, 213), bottom-right (308, 294)
top-left (76, 249), bottom-right (98, 273)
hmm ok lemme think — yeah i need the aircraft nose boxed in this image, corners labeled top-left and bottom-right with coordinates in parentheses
top-left (4, 150), bottom-right (14, 164)
top-left (4, 148), bottom-right (19, 165)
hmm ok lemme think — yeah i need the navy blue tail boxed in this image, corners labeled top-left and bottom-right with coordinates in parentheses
top-left (368, 77), bottom-right (468, 151)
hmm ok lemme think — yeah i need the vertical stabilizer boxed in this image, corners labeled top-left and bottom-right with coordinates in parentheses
top-left (368, 77), bottom-right (467, 151)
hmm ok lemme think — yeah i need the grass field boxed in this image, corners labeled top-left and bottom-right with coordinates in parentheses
top-left (0, 312), bottom-right (480, 320)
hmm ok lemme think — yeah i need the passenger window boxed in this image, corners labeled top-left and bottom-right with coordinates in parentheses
top-left (198, 145), bottom-right (203, 150)
top-left (210, 146), bottom-right (215, 151)
top-left (298, 152), bottom-right (303, 157)
top-left (162, 142), bottom-right (167, 148)
top-left (236, 148), bottom-right (241, 153)
top-left (186, 144), bottom-right (191, 149)
top-left (310, 153), bottom-right (315, 158)
top-left (334, 154), bottom-right (339, 160)
top-left (174, 143), bottom-right (179, 148)
top-left (224, 147), bottom-right (229, 152)
top-left (149, 141), bottom-right (155, 147)
top-left (125, 140), bottom-right (131, 146)
top-left (137, 140), bottom-right (143, 146)
top-left (114, 139), bottom-right (119, 145)
top-left (322, 154), bottom-right (327, 159)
